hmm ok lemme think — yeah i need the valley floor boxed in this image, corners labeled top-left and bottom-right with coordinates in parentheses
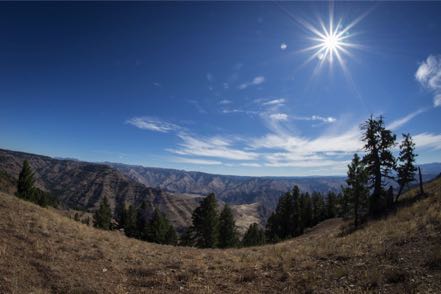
top-left (1, 179), bottom-right (441, 293)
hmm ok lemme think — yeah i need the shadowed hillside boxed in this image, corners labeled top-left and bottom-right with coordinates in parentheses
top-left (0, 149), bottom-right (263, 233)
top-left (1, 176), bottom-right (440, 293)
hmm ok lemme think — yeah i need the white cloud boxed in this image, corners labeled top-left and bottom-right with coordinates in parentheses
top-left (435, 94), bottom-right (441, 107)
top-left (127, 117), bottom-right (179, 133)
top-left (262, 98), bottom-right (285, 106)
top-left (413, 133), bottom-right (441, 150)
top-left (238, 76), bottom-right (265, 90)
top-left (269, 113), bottom-right (288, 121)
top-left (168, 133), bottom-right (259, 161)
top-left (280, 43), bottom-right (287, 50)
top-left (290, 115), bottom-right (336, 123)
top-left (416, 54), bottom-right (441, 107)
top-left (387, 108), bottom-right (427, 130)
top-left (174, 157), bottom-right (222, 165)
top-left (240, 162), bottom-right (262, 167)
top-left (219, 99), bottom-right (232, 105)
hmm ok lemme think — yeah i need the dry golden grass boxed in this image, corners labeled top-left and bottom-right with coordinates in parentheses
top-left (1, 178), bottom-right (440, 293)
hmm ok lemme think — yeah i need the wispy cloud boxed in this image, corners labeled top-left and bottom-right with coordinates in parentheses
top-left (219, 99), bottom-right (232, 105)
top-left (269, 113), bottom-right (288, 121)
top-left (127, 117), bottom-right (180, 133)
top-left (240, 162), bottom-right (262, 167)
top-left (174, 157), bottom-right (222, 165)
top-left (238, 76), bottom-right (265, 90)
top-left (188, 100), bottom-right (207, 114)
top-left (387, 108), bottom-right (427, 130)
top-left (413, 133), bottom-right (441, 150)
top-left (262, 98), bottom-right (285, 106)
top-left (416, 55), bottom-right (441, 107)
top-left (168, 133), bottom-right (259, 161)
top-left (291, 115), bottom-right (337, 123)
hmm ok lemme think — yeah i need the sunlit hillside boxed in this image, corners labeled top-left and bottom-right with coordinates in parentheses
top-left (1, 177), bottom-right (440, 293)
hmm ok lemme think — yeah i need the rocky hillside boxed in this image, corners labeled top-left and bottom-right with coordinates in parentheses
top-left (110, 163), bottom-right (345, 208)
top-left (0, 148), bottom-right (262, 232)
top-left (1, 176), bottom-right (440, 293)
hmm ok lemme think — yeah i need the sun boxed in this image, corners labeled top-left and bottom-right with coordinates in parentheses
top-left (309, 18), bottom-right (352, 65)
top-left (293, 6), bottom-right (366, 70)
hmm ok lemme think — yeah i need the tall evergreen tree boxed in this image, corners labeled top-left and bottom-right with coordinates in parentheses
top-left (326, 192), bottom-right (338, 218)
top-left (265, 211), bottom-right (281, 243)
top-left (302, 192), bottom-right (313, 228)
top-left (218, 204), bottom-right (238, 248)
top-left (124, 205), bottom-right (138, 237)
top-left (16, 160), bottom-right (35, 201)
top-left (191, 193), bottom-right (219, 248)
top-left (146, 208), bottom-right (174, 244)
top-left (361, 116), bottom-right (396, 215)
top-left (291, 186), bottom-right (302, 236)
top-left (311, 192), bottom-right (326, 226)
top-left (242, 223), bottom-right (266, 247)
top-left (165, 225), bottom-right (178, 245)
top-left (136, 201), bottom-right (152, 240)
top-left (346, 154), bottom-right (369, 228)
top-left (93, 197), bottom-right (112, 230)
top-left (396, 133), bottom-right (417, 202)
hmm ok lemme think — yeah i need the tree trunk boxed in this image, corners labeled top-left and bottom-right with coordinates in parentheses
top-left (418, 167), bottom-right (424, 195)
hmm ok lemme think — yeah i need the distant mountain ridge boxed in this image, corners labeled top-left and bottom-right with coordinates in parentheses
top-left (1, 148), bottom-right (440, 231)
top-left (0, 148), bottom-right (262, 232)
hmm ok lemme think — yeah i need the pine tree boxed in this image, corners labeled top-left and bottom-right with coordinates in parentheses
top-left (291, 186), bottom-right (302, 236)
top-left (16, 160), bottom-right (35, 201)
top-left (326, 192), bottom-right (338, 218)
top-left (94, 196), bottom-right (112, 230)
top-left (218, 204), bottom-right (238, 248)
top-left (124, 205), bottom-right (138, 237)
top-left (242, 223), bottom-right (266, 247)
top-left (265, 212), bottom-right (281, 243)
top-left (361, 116), bottom-right (396, 215)
top-left (311, 192), bottom-right (325, 226)
top-left (165, 225), bottom-right (178, 245)
top-left (346, 154), bottom-right (369, 228)
top-left (191, 193), bottom-right (219, 248)
top-left (136, 201), bottom-right (152, 240)
top-left (146, 208), bottom-right (172, 244)
top-left (302, 192), bottom-right (313, 228)
top-left (396, 133), bottom-right (417, 202)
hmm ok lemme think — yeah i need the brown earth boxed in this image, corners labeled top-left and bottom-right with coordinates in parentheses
top-left (1, 177), bottom-right (440, 293)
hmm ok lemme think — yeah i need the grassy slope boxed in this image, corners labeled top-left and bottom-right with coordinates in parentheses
top-left (1, 179), bottom-right (440, 293)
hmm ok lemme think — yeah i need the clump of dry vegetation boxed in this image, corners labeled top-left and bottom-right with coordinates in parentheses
top-left (1, 177), bottom-right (441, 293)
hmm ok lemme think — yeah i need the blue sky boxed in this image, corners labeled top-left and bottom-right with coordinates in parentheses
top-left (1, 2), bottom-right (441, 176)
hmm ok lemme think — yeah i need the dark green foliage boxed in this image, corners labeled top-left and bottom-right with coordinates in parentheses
top-left (93, 196), bottom-right (112, 230)
top-left (136, 201), bottom-right (152, 240)
top-left (218, 204), bottom-right (238, 248)
top-left (361, 116), bottom-right (396, 216)
top-left (346, 153), bottom-right (369, 227)
top-left (146, 208), bottom-right (176, 245)
top-left (311, 191), bottom-right (326, 225)
top-left (16, 160), bottom-right (35, 200)
top-left (242, 223), bottom-right (266, 247)
top-left (302, 192), bottom-right (313, 228)
top-left (15, 160), bottom-right (57, 208)
top-left (265, 186), bottom-right (333, 242)
top-left (326, 192), bottom-right (338, 218)
top-left (179, 227), bottom-right (195, 247)
top-left (165, 225), bottom-right (178, 245)
top-left (191, 193), bottom-right (219, 248)
top-left (123, 205), bottom-right (138, 238)
top-left (396, 133), bottom-right (417, 201)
